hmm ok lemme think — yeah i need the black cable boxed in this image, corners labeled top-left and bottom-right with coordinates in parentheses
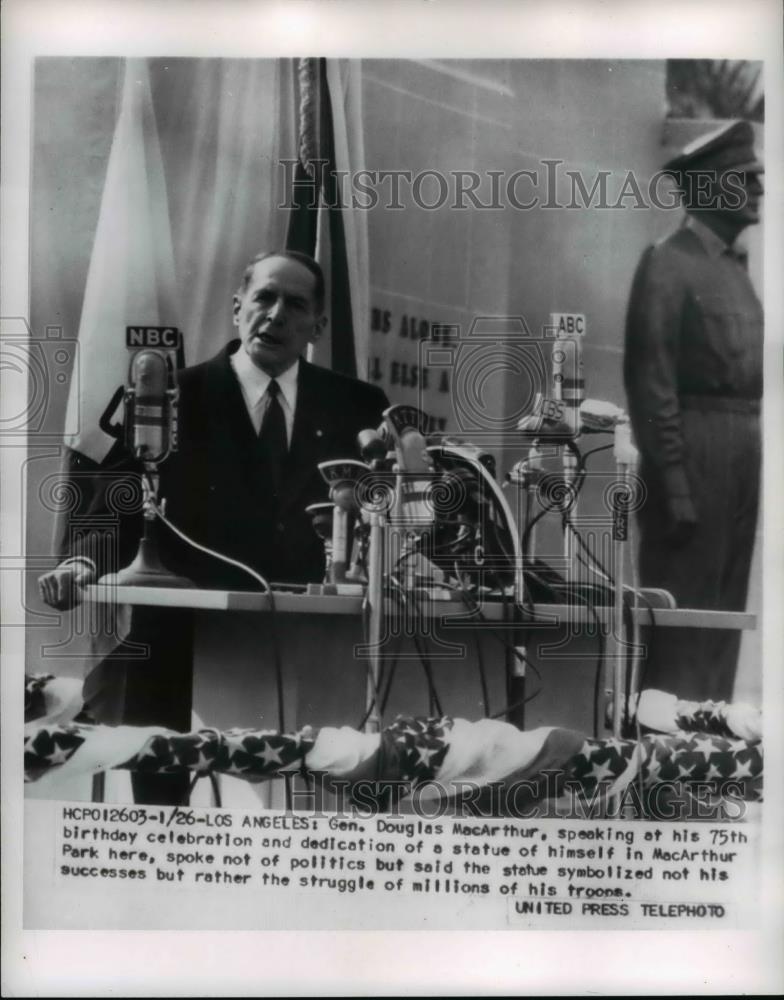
top-left (453, 562), bottom-right (496, 715)
top-left (355, 593), bottom-right (386, 732)
top-left (570, 441), bottom-right (613, 504)
top-left (579, 442), bottom-right (614, 465)
top-left (388, 575), bottom-right (445, 718)
top-left (550, 525), bottom-right (608, 738)
top-left (416, 638), bottom-right (439, 716)
top-left (567, 521), bottom-right (624, 738)
top-left (562, 437), bottom-right (583, 463)
top-left (409, 591), bottom-right (445, 717)
top-left (357, 594), bottom-right (383, 728)
top-left (566, 523), bottom-right (643, 715)
top-left (380, 648), bottom-right (401, 714)
top-left (514, 439), bottom-right (618, 735)
top-left (186, 769), bottom-right (223, 809)
top-left (473, 622), bottom-right (491, 718)
top-left (519, 439), bottom-right (609, 572)
top-left (478, 591), bottom-right (542, 688)
top-left (501, 586), bottom-right (513, 713)
top-left (567, 520), bottom-right (614, 585)
top-left (632, 602), bottom-right (659, 818)
top-left (555, 568), bottom-right (605, 739)
top-left (209, 771), bottom-right (222, 808)
top-left (520, 438), bottom-right (649, 776)
top-left (356, 546), bottom-right (445, 727)
top-left (389, 545), bottom-right (450, 718)
top-left (355, 589), bottom-right (405, 731)
top-left (521, 501), bottom-right (559, 554)
top-left (566, 519), bottom-right (660, 741)
top-left (489, 691), bottom-right (541, 721)
top-left (633, 601), bottom-right (658, 700)
top-left (456, 585), bottom-right (544, 713)
top-left (453, 569), bottom-right (492, 717)
top-left (489, 592), bottom-right (544, 721)
top-left (146, 473), bottom-right (290, 808)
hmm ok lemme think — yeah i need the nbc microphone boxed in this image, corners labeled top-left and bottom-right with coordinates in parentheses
top-left (125, 349), bottom-right (177, 465)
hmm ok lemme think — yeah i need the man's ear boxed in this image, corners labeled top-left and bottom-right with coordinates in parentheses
top-left (232, 295), bottom-right (241, 327)
top-left (310, 315), bottom-right (328, 342)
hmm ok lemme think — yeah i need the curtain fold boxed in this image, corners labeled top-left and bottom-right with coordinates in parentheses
top-left (63, 57), bottom-right (180, 465)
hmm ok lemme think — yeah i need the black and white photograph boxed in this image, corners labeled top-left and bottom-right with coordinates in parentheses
top-left (2, 0), bottom-right (783, 995)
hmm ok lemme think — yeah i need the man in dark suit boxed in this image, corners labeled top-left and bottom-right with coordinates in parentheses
top-left (38, 250), bottom-right (389, 801)
top-left (624, 121), bottom-right (763, 702)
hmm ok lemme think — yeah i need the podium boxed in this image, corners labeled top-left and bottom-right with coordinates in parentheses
top-left (83, 585), bottom-right (756, 737)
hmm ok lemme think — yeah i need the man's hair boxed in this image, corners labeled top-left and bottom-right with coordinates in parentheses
top-left (236, 251), bottom-right (326, 315)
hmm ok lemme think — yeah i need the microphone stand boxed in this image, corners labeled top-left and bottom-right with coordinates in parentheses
top-left (99, 349), bottom-right (193, 588)
top-left (331, 504), bottom-right (350, 584)
top-left (102, 463), bottom-right (193, 587)
top-left (510, 442), bottom-right (543, 731)
top-left (364, 509), bottom-right (386, 734)
top-left (609, 417), bottom-right (637, 740)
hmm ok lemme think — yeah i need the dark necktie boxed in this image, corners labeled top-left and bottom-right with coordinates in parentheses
top-left (258, 379), bottom-right (287, 489)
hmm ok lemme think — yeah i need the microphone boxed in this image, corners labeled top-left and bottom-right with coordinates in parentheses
top-left (518, 320), bottom-right (585, 441)
top-left (551, 328), bottom-right (584, 437)
top-left (357, 427), bottom-right (389, 467)
top-left (98, 347), bottom-right (191, 589)
top-left (124, 349), bottom-right (177, 465)
top-left (579, 398), bottom-right (626, 433)
top-left (358, 406), bottom-right (443, 590)
top-left (376, 405), bottom-right (436, 531)
top-left (317, 460), bottom-right (374, 590)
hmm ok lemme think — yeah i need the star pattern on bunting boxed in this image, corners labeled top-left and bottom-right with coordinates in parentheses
top-left (691, 735), bottom-right (721, 762)
top-left (586, 757), bottom-right (617, 785)
top-left (566, 738), bottom-right (635, 793)
top-left (677, 700), bottom-right (734, 738)
top-left (386, 715), bottom-right (451, 783)
top-left (257, 742), bottom-right (284, 768)
top-left (645, 747), bottom-right (663, 784)
top-left (24, 723), bottom-right (85, 781)
top-left (21, 676), bottom-right (763, 806)
top-left (705, 762), bottom-right (724, 782)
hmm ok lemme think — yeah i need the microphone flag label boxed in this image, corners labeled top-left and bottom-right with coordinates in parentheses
top-left (126, 326), bottom-right (181, 349)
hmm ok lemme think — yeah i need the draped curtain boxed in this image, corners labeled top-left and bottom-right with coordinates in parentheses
top-left (30, 56), bottom-right (298, 405)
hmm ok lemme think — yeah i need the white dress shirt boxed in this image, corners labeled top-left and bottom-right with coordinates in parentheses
top-left (230, 348), bottom-right (299, 444)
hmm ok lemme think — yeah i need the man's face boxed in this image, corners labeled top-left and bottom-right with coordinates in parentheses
top-left (726, 169), bottom-right (764, 227)
top-left (233, 256), bottom-right (325, 375)
top-left (693, 168), bottom-right (764, 228)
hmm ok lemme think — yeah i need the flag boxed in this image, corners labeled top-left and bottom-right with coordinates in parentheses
top-left (286, 58), bottom-right (370, 381)
top-left (64, 57), bottom-right (180, 464)
top-left (23, 684), bottom-right (764, 808)
top-left (54, 58), bottom-right (180, 556)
